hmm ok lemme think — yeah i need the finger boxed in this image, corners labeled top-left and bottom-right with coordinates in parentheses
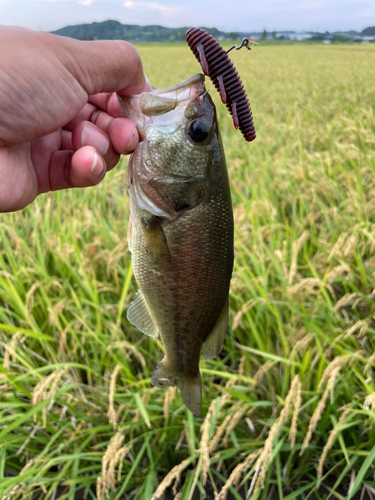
top-left (88, 93), bottom-right (112, 111)
top-left (61, 130), bottom-right (73, 150)
top-left (64, 103), bottom-right (97, 131)
top-left (71, 121), bottom-right (120, 170)
top-left (90, 110), bottom-right (113, 132)
top-left (144, 74), bottom-right (153, 92)
top-left (71, 147), bottom-right (106, 186)
top-left (64, 104), bottom-right (112, 134)
top-left (88, 76), bottom-right (152, 112)
top-left (0, 29), bottom-right (148, 146)
top-left (107, 118), bottom-right (139, 154)
top-left (106, 73), bottom-right (156, 119)
top-left (88, 72), bottom-right (152, 114)
top-left (49, 146), bottom-right (106, 191)
top-left (107, 93), bottom-right (128, 119)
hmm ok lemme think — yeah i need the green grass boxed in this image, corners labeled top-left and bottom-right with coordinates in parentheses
top-left (1, 43), bottom-right (375, 499)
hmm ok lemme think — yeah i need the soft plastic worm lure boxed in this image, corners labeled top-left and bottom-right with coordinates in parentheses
top-left (186, 28), bottom-right (256, 142)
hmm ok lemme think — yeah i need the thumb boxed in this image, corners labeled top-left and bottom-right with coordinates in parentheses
top-left (55, 36), bottom-right (147, 96)
top-left (0, 27), bottom-right (147, 146)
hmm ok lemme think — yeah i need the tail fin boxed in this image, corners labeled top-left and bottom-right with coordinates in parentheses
top-left (176, 375), bottom-right (202, 417)
top-left (151, 361), bottom-right (202, 416)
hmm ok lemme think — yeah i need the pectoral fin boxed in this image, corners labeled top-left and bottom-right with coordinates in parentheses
top-left (201, 299), bottom-right (228, 360)
top-left (127, 290), bottom-right (159, 337)
top-left (141, 215), bottom-right (171, 262)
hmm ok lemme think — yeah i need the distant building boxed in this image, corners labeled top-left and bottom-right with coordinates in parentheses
top-left (287, 33), bottom-right (313, 41)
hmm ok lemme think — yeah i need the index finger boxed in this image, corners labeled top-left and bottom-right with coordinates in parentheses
top-left (88, 92), bottom-right (130, 120)
top-left (88, 73), bottom-right (153, 113)
top-left (88, 93), bottom-right (112, 112)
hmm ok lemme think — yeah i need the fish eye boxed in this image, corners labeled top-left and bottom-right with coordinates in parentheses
top-left (187, 119), bottom-right (210, 143)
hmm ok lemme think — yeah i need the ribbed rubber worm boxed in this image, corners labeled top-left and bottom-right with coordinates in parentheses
top-left (186, 28), bottom-right (256, 142)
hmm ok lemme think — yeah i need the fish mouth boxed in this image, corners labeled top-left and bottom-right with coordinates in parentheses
top-left (117, 73), bottom-right (206, 132)
top-left (149, 73), bottom-right (205, 100)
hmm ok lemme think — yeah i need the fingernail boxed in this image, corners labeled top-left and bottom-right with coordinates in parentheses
top-left (90, 152), bottom-right (104, 176)
top-left (124, 127), bottom-right (137, 152)
top-left (144, 73), bottom-right (152, 92)
top-left (81, 125), bottom-right (109, 155)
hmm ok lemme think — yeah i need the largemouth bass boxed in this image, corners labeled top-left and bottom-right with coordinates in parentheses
top-left (119, 74), bottom-right (234, 416)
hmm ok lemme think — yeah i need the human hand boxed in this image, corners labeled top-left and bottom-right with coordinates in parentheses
top-left (0, 26), bottom-right (151, 212)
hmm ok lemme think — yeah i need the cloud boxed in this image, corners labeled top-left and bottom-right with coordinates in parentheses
top-left (123, 0), bottom-right (187, 19)
top-left (36, 0), bottom-right (94, 4)
top-left (12, 0), bottom-right (375, 32)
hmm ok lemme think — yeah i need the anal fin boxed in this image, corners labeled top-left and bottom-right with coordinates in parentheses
top-left (151, 360), bottom-right (174, 387)
top-left (127, 290), bottom-right (159, 337)
top-left (201, 299), bottom-right (228, 360)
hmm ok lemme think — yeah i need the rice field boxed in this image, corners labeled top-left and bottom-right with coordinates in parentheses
top-left (1, 42), bottom-right (375, 499)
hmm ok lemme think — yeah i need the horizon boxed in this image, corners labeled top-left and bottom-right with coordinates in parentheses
top-left (0, 0), bottom-right (374, 34)
top-left (51, 18), bottom-right (372, 35)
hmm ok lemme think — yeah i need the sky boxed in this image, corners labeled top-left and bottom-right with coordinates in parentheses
top-left (0, 0), bottom-right (374, 33)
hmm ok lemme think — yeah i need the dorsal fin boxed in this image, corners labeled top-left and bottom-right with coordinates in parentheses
top-left (127, 290), bottom-right (159, 338)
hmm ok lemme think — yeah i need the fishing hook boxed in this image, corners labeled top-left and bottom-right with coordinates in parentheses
top-left (226, 37), bottom-right (254, 54)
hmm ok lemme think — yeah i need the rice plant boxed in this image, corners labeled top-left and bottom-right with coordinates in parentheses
top-left (0, 42), bottom-right (375, 499)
